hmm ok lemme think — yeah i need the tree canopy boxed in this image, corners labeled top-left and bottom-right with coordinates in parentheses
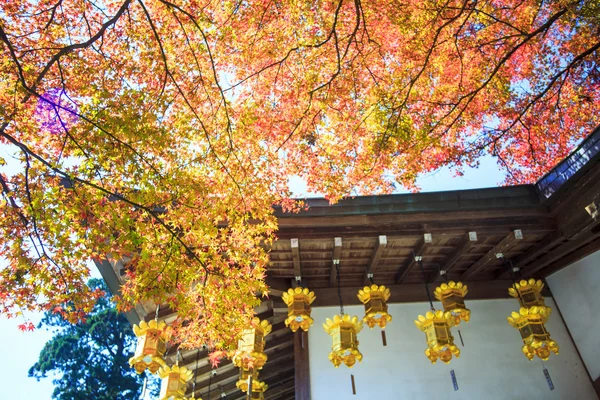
top-left (28, 279), bottom-right (144, 400)
top-left (0, 0), bottom-right (598, 356)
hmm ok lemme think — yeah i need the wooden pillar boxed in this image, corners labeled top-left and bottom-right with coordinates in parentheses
top-left (294, 331), bottom-right (311, 400)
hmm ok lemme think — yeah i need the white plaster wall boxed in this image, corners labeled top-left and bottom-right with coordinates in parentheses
top-left (308, 299), bottom-right (596, 400)
top-left (547, 249), bottom-right (600, 380)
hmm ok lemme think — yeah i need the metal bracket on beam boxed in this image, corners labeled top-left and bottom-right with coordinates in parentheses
top-left (512, 266), bottom-right (520, 273)
top-left (514, 229), bottom-right (523, 240)
top-left (367, 273), bottom-right (374, 279)
top-left (424, 233), bottom-right (433, 243)
top-left (414, 255), bottom-right (423, 262)
top-left (495, 252), bottom-right (504, 259)
top-left (295, 276), bottom-right (302, 282)
top-left (333, 259), bottom-right (340, 265)
top-left (439, 269), bottom-right (447, 276)
top-left (469, 231), bottom-right (478, 241)
top-left (586, 202), bottom-right (599, 219)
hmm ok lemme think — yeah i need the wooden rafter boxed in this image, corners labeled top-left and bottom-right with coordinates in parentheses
top-left (495, 231), bottom-right (563, 279)
top-left (461, 231), bottom-right (522, 280)
top-left (291, 238), bottom-right (301, 278)
top-left (395, 238), bottom-right (425, 283)
top-left (363, 235), bottom-right (387, 285)
top-left (329, 237), bottom-right (342, 287)
top-left (429, 232), bottom-right (477, 283)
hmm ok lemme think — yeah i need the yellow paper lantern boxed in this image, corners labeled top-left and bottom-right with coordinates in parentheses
top-left (434, 281), bottom-right (471, 326)
top-left (357, 284), bottom-right (392, 329)
top-left (129, 319), bottom-right (167, 374)
top-left (508, 279), bottom-right (546, 308)
top-left (236, 368), bottom-right (268, 394)
top-left (282, 287), bottom-right (316, 332)
top-left (232, 318), bottom-right (272, 370)
top-left (323, 314), bottom-right (363, 368)
top-left (507, 306), bottom-right (559, 361)
top-left (158, 364), bottom-right (194, 400)
top-left (414, 310), bottom-right (460, 364)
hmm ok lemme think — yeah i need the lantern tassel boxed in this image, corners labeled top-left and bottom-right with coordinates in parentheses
top-left (350, 374), bottom-right (356, 395)
top-left (541, 360), bottom-right (555, 390)
top-left (458, 329), bottom-right (464, 346)
top-left (139, 376), bottom-right (147, 399)
top-left (450, 370), bottom-right (459, 391)
top-left (381, 330), bottom-right (387, 346)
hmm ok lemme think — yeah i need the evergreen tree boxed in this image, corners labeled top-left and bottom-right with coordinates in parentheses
top-left (29, 279), bottom-right (144, 400)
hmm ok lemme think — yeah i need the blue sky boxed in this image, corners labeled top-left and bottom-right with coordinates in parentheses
top-left (0, 140), bottom-right (505, 398)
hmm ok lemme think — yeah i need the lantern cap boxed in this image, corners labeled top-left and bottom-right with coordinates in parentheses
top-left (357, 284), bottom-right (391, 303)
top-left (323, 314), bottom-right (363, 334)
top-left (250, 317), bottom-right (272, 336)
top-left (508, 279), bottom-right (544, 298)
top-left (158, 364), bottom-right (194, 381)
top-left (433, 281), bottom-right (468, 299)
top-left (414, 310), bottom-right (454, 330)
top-left (282, 287), bottom-right (316, 306)
top-left (133, 319), bottom-right (167, 336)
top-left (507, 306), bottom-right (552, 326)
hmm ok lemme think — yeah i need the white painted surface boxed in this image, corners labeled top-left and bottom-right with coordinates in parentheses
top-left (547, 249), bottom-right (600, 380)
top-left (309, 299), bottom-right (596, 400)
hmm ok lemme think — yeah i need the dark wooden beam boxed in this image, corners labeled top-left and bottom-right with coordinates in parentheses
top-left (330, 237), bottom-right (342, 287)
top-left (189, 341), bottom-right (295, 398)
top-left (495, 231), bottom-right (563, 279)
top-left (265, 276), bottom-right (288, 297)
top-left (294, 331), bottom-right (310, 400)
top-left (461, 231), bottom-right (522, 280)
top-left (363, 235), bottom-right (387, 285)
top-left (429, 232), bottom-right (477, 283)
top-left (311, 280), bottom-right (542, 306)
top-left (223, 362), bottom-right (295, 399)
top-left (536, 236), bottom-right (600, 278)
top-left (275, 221), bottom-right (555, 240)
top-left (521, 231), bottom-right (600, 277)
top-left (395, 239), bottom-right (425, 283)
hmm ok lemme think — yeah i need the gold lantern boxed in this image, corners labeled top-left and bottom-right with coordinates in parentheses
top-left (232, 318), bottom-right (272, 370)
top-left (414, 310), bottom-right (460, 364)
top-left (129, 319), bottom-right (167, 374)
top-left (508, 279), bottom-right (546, 308)
top-left (357, 284), bottom-right (392, 329)
top-left (236, 368), bottom-right (268, 396)
top-left (282, 287), bottom-right (316, 332)
top-left (434, 281), bottom-right (471, 326)
top-left (323, 314), bottom-right (364, 368)
top-left (158, 364), bottom-right (194, 400)
top-left (507, 306), bottom-right (559, 361)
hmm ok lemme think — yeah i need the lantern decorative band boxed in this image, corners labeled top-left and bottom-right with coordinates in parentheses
top-left (129, 319), bottom-right (167, 374)
top-left (323, 314), bottom-right (364, 368)
top-left (357, 284), bottom-right (392, 329)
top-left (158, 364), bottom-right (194, 400)
top-left (508, 279), bottom-right (546, 308)
top-left (434, 281), bottom-right (470, 326)
top-left (507, 306), bottom-right (559, 360)
top-left (236, 369), bottom-right (268, 393)
top-left (414, 310), bottom-right (460, 364)
top-left (233, 318), bottom-right (272, 370)
top-left (282, 287), bottom-right (316, 332)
